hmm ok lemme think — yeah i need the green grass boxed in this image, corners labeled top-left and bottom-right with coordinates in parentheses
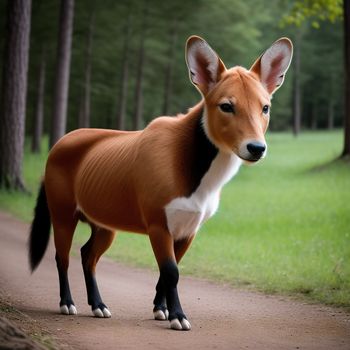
top-left (0, 140), bottom-right (49, 220)
top-left (1, 132), bottom-right (349, 308)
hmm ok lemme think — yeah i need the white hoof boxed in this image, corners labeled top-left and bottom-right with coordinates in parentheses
top-left (60, 304), bottom-right (77, 315)
top-left (68, 305), bottom-right (77, 315)
top-left (170, 319), bottom-right (182, 330)
top-left (170, 318), bottom-right (191, 331)
top-left (60, 305), bottom-right (69, 315)
top-left (93, 308), bottom-right (104, 317)
top-left (93, 307), bottom-right (111, 318)
top-left (154, 309), bottom-right (169, 320)
top-left (181, 318), bottom-right (191, 330)
top-left (102, 308), bottom-right (111, 318)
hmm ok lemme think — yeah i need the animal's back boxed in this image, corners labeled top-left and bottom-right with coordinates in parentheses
top-left (46, 128), bottom-right (131, 175)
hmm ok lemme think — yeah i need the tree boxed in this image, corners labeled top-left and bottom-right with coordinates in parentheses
top-left (281, 0), bottom-right (348, 156)
top-left (31, 46), bottom-right (46, 153)
top-left (116, 10), bottom-right (132, 130)
top-left (0, 0), bottom-right (31, 190)
top-left (162, 17), bottom-right (178, 116)
top-left (78, 6), bottom-right (94, 129)
top-left (133, 6), bottom-right (148, 130)
top-left (49, 0), bottom-right (74, 148)
top-left (327, 73), bottom-right (335, 130)
top-left (342, 0), bottom-right (350, 156)
top-left (292, 29), bottom-right (302, 136)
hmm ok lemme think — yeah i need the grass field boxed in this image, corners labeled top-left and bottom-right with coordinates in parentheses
top-left (0, 131), bottom-right (349, 308)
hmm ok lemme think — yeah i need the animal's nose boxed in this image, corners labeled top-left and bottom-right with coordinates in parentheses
top-left (246, 142), bottom-right (266, 159)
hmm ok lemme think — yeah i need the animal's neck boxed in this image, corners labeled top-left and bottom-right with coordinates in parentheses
top-left (183, 104), bottom-right (218, 195)
top-left (184, 103), bottom-right (242, 197)
top-left (195, 151), bottom-right (242, 201)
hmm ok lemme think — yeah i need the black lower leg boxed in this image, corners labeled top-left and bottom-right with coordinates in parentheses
top-left (160, 260), bottom-right (186, 321)
top-left (82, 269), bottom-right (106, 310)
top-left (153, 276), bottom-right (167, 313)
top-left (55, 254), bottom-right (74, 307)
top-left (81, 242), bottom-right (106, 311)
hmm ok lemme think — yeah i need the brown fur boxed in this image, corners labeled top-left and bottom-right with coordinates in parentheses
top-left (203, 67), bottom-right (270, 153)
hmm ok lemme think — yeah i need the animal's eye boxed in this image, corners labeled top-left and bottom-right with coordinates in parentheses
top-left (262, 105), bottom-right (269, 114)
top-left (219, 103), bottom-right (234, 113)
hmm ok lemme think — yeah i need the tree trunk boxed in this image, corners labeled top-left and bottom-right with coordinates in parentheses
top-left (311, 102), bottom-right (317, 130)
top-left (78, 7), bottom-right (94, 129)
top-left (0, 0), bottom-right (31, 190)
top-left (327, 72), bottom-right (334, 130)
top-left (342, 0), bottom-right (350, 157)
top-left (162, 18), bottom-right (178, 116)
top-left (116, 11), bottom-right (131, 130)
top-left (292, 30), bottom-right (302, 136)
top-left (133, 7), bottom-right (148, 130)
top-left (49, 0), bottom-right (74, 148)
top-left (31, 46), bottom-right (46, 153)
top-left (328, 98), bottom-right (334, 130)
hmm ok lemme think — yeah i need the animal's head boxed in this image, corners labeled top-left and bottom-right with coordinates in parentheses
top-left (185, 36), bottom-right (293, 162)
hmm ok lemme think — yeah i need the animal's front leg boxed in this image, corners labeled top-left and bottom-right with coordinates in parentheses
top-left (153, 276), bottom-right (169, 320)
top-left (149, 229), bottom-right (191, 331)
top-left (153, 236), bottom-right (195, 322)
top-left (160, 260), bottom-right (191, 330)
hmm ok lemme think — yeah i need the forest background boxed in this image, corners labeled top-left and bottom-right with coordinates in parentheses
top-left (0, 0), bottom-right (345, 157)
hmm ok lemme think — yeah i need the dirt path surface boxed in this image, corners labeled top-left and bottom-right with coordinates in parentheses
top-left (0, 211), bottom-right (349, 350)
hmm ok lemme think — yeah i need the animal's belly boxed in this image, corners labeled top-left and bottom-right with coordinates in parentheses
top-left (76, 180), bottom-right (142, 231)
top-left (78, 201), bottom-right (146, 233)
top-left (165, 192), bottom-right (220, 241)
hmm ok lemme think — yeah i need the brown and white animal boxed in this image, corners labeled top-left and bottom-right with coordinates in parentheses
top-left (29, 36), bottom-right (292, 331)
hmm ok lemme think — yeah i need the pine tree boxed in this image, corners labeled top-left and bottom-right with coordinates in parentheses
top-left (32, 46), bottom-right (46, 153)
top-left (49, 0), bottom-right (74, 148)
top-left (0, 0), bottom-right (32, 190)
top-left (342, 0), bottom-right (350, 157)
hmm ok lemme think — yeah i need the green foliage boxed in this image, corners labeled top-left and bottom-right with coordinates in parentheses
top-left (281, 0), bottom-right (343, 28)
top-left (299, 20), bottom-right (343, 128)
top-left (278, 0), bottom-right (344, 130)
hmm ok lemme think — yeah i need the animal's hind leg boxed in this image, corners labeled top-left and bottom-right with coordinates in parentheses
top-left (52, 211), bottom-right (79, 315)
top-left (81, 223), bottom-right (116, 318)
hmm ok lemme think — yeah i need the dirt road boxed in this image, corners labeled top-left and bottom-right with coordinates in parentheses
top-left (0, 211), bottom-right (349, 350)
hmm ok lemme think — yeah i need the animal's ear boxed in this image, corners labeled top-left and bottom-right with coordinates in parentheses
top-left (250, 38), bottom-right (293, 95)
top-left (185, 36), bottom-right (226, 95)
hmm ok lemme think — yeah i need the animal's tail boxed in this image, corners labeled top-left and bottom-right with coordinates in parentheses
top-left (28, 182), bottom-right (51, 272)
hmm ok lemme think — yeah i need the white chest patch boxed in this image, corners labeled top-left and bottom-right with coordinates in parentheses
top-left (165, 151), bottom-right (242, 241)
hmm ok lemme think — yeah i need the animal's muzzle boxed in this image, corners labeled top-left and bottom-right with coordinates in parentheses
top-left (238, 140), bottom-right (267, 162)
top-left (246, 142), bottom-right (266, 160)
